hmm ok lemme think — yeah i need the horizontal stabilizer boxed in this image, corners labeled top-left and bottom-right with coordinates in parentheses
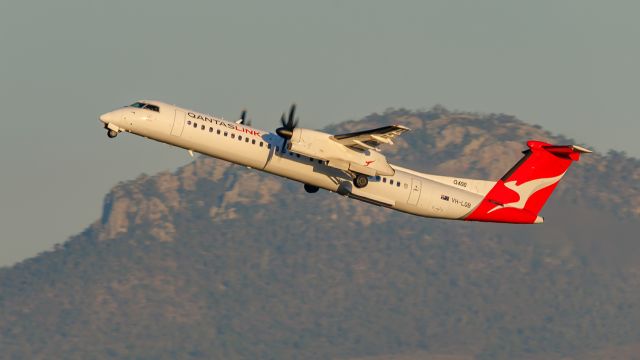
top-left (541, 144), bottom-right (592, 160)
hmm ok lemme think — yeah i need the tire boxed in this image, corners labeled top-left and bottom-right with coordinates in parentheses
top-left (304, 184), bottom-right (319, 193)
top-left (353, 174), bottom-right (368, 188)
top-left (107, 129), bottom-right (118, 138)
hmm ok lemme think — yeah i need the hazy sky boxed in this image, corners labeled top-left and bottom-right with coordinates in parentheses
top-left (1, 0), bottom-right (638, 266)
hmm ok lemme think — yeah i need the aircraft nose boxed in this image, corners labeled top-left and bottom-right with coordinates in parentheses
top-left (99, 112), bottom-right (113, 124)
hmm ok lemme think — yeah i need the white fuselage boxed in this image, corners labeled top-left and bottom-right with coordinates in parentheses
top-left (100, 101), bottom-right (495, 221)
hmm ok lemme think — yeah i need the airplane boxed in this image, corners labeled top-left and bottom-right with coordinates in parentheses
top-left (99, 100), bottom-right (591, 224)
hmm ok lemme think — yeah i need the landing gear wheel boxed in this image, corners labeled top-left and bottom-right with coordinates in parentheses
top-left (353, 174), bottom-right (369, 188)
top-left (304, 184), bottom-right (319, 193)
top-left (107, 129), bottom-right (118, 138)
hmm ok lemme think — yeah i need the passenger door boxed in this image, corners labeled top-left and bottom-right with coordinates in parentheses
top-left (171, 110), bottom-right (186, 136)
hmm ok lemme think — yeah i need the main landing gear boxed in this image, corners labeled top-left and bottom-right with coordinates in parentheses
top-left (107, 129), bottom-right (118, 138)
top-left (304, 184), bottom-right (319, 193)
top-left (353, 174), bottom-right (369, 188)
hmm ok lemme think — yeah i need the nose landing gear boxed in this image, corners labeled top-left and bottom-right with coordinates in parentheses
top-left (107, 129), bottom-right (118, 138)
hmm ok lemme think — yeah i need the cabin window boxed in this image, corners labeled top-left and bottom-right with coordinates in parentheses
top-left (231, 134), bottom-right (235, 139)
top-left (390, 180), bottom-right (394, 185)
top-left (201, 125), bottom-right (205, 130)
top-left (224, 132), bottom-right (228, 136)
top-left (217, 129), bottom-right (221, 135)
top-left (260, 142), bottom-right (264, 147)
top-left (252, 139), bottom-right (256, 145)
top-left (209, 127), bottom-right (213, 133)
top-left (238, 136), bottom-right (242, 141)
top-left (397, 182), bottom-right (401, 187)
top-left (382, 178), bottom-right (387, 183)
top-left (194, 123), bottom-right (198, 128)
top-left (187, 120), bottom-right (192, 125)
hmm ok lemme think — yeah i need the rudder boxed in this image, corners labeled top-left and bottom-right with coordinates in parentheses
top-left (465, 140), bottom-right (591, 224)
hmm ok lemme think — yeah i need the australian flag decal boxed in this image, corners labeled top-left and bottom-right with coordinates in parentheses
top-left (440, 195), bottom-right (450, 201)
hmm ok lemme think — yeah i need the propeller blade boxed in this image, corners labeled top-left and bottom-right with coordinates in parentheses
top-left (237, 109), bottom-right (252, 126)
top-left (275, 103), bottom-right (299, 145)
top-left (288, 104), bottom-right (296, 128)
top-left (280, 113), bottom-right (287, 128)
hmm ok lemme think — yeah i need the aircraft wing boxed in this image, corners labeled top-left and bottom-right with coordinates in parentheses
top-left (331, 124), bottom-right (410, 150)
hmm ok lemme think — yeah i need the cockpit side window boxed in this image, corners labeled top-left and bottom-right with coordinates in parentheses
top-left (143, 104), bottom-right (160, 112)
top-left (130, 102), bottom-right (146, 108)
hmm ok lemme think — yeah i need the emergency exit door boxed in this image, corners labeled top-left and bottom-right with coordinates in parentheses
top-left (408, 178), bottom-right (422, 205)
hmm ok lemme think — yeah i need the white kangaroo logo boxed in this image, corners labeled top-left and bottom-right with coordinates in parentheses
top-left (488, 172), bottom-right (565, 213)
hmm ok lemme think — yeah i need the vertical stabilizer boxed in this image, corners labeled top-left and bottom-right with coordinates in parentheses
top-left (465, 140), bottom-right (591, 224)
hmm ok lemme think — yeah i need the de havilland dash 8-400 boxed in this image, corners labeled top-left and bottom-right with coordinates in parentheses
top-left (99, 101), bottom-right (590, 224)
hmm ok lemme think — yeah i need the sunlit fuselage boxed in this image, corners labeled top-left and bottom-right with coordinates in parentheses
top-left (99, 101), bottom-right (503, 221)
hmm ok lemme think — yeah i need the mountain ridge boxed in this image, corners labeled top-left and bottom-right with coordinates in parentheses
top-left (1, 107), bottom-right (639, 359)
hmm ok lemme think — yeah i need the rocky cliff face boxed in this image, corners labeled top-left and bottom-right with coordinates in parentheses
top-left (1, 107), bottom-right (639, 360)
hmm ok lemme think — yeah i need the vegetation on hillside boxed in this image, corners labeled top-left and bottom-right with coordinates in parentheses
top-left (1, 107), bottom-right (639, 359)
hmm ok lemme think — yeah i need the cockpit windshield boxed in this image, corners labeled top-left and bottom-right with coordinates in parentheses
top-left (129, 102), bottom-right (160, 112)
top-left (144, 104), bottom-right (160, 112)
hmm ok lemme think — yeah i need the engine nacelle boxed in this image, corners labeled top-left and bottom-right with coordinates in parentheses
top-left (288, 128), bottom-right (394, 176)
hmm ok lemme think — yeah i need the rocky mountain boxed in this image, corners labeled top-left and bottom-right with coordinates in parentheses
top-left (1, 106), bottom-right (639, 359)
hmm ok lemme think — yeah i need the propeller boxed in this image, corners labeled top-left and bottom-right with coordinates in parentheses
top-left (238, 109), bottom-right (252, 126)
top-left (276, 104), bottom-right (299, 151)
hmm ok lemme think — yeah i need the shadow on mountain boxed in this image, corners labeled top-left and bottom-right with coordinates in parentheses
top-left (0, 107), bottom-right (638, 359)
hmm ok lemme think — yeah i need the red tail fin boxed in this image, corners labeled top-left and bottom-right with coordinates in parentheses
top-left (465, 140), bottom-right (591, 224)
